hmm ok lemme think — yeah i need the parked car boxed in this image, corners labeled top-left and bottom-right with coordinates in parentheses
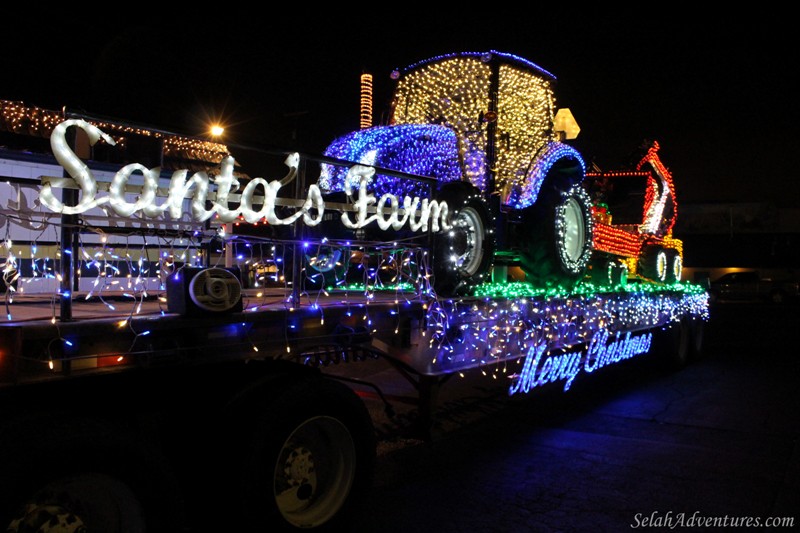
top-left (709, 270), bottom-right (799, 303)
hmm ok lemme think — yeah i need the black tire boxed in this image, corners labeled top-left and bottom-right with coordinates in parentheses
top-left (293, 190), bottom-right (358, 291)
top-left (6, 473), bottom-right (146, 533)
top-left (638, 245), bottom-right (668, 283)
top-left (590, 255), bottom-right (628, 287)
top-left (613, 261), bottom-right (629, 287)
top-left (431, 182), bottom-right (495, 296)
top-left (303, 245), bottom-right (351, 290)
top-left (769, 289), bottom-right (786, 304)
top-left (664, 249), bottom-right (683, 284)
top-left (235, 376), bottom-right (376, 532)
top-left (282, 244), bottom-right (351, 291)
top-left (0, 418), bottom-right (183, 533)
top-left (518, 183), bottom-right (593, 289)
top-left (689, 317), bottom-right (705, 360)
top-left (708, 289), bottom-right (720, 304)
top-left (657, 318), bottom-right (692, 370)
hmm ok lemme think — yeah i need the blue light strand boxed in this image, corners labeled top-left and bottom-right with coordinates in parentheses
top-left (504, 141), bottom-right (587, 209)
top-left (395, 50), bottom-right (557, 81)
top-left (320, 124), bottom-right (462, 197)
top-left (422, 285), bottom-right (708, 376)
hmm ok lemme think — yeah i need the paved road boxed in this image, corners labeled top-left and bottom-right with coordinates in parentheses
top-left (348, 301), bottom-right (800, 532)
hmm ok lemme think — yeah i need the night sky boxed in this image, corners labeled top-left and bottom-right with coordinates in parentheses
top-left (3, 10), bottom-right (797, 207)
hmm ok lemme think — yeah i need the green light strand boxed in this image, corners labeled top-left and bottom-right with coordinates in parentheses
top-left (472, 280), bottom-right (708, 299)
top-left (327, 282), bottom-right (417, 292)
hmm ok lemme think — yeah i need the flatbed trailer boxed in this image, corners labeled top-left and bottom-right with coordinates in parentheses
top-left (0, 280), bottom-right (707, 532)
top-left (0, 283), bottom-right (707, 411)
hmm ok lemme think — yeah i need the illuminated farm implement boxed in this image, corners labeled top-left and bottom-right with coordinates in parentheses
top-left (0, 50), bottom-right (707, 533)
top-left (587, 141), bottom-right (684, 286)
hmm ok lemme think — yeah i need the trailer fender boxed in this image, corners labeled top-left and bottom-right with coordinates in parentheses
top-left (504, 141), bottom-right (586, 210)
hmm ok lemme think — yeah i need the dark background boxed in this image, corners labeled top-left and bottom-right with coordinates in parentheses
top-left (348, 300), bottom-right (799, 532)
top-left (2, 9), bottom-right (798, 207)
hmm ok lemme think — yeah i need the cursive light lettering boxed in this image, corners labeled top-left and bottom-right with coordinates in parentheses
top-left (509, 328), bottom-right (654, 395)
top-left (340, 165), bottom-right (450, 232)
top-left (41, 121), bottom-right (448, 234)
top-left (40, 119), bottom-right (116, 214)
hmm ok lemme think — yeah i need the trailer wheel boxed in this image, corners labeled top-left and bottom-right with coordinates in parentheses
top-left (661, 318), bottom-right (692, 370)
top-left (6, 473), bottom-right (146, 533)
top-left (432, 182), bottom-right (495, 296)
top-left (519, 183), bottom-right (593, 289)
top-left (238, 376), bottom-right (375, 532)
top-left (0, 417), bottom-right (183, 533)
top-left (769, 289), bottom-right (787, 304)
top-left (689, 317), bottom-right (705, 360)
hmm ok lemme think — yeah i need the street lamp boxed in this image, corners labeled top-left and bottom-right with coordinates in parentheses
top-left (210, 124), bottom-right (224, 138)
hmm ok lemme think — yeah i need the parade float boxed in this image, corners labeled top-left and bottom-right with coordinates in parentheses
top-left (0, 51), bottom-right (708, 532)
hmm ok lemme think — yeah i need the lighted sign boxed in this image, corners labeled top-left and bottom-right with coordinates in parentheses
top-left (341, 165), bottom-right (450, 233)
top-left (41, 119), bottom-right (321, 225)
top-left (508, 328), bottom-right (653, 395)
top-left (40, 120), bottom-right (451, 233)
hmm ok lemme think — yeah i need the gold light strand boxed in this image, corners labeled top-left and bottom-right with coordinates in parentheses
top-left (360, 73), bottom-right (373, 129)
top-left (392, 57), bottom-right (492, 190)
top-left (0, 100), bottom-right (229, 165)
top-left (495, 64), bottom-right (556, 193)
top-left (390, 58), bottom-right (557, 195)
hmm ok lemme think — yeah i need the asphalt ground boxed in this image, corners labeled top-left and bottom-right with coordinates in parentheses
top-left (344, 301), bottom-right (800, 532)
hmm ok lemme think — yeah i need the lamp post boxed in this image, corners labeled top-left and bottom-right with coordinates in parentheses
top-left (210, 124), bottom-right (224, 138)
top-left (209, 124), bottom-right (232, 267)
